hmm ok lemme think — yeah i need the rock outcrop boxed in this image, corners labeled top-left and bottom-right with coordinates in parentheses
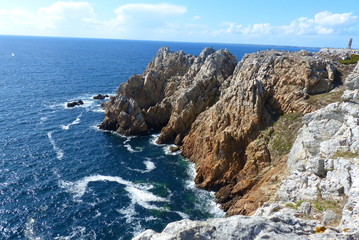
top-left (277, 62), bottom-right (359, 229)
top-left (133, 61), bottom-right (359, 240)
top-left (182, 50), bottom-right (337, 214)
top-left (100, 47), bottom-right (238, 140)
top-left (101, 47), bottom-right (345, 215)
top-left (67, 100), bottom-right (84, 108)
top-left (93, 94), bottom-right (109, 100)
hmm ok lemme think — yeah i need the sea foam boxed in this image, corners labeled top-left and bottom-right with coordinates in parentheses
top-left (47, 131), bottom-right (64, 160)
top-left (60, 113), bottom-right (82, 130)
top-left (127, 159), bottom-right (156, 173)
top-left (59, 175), bottom-right (168, 209)
top-left (186, 162), bottom-right (224, 217)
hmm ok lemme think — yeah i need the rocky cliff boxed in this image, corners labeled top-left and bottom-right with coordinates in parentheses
top-left (100, 47), bottom-right (345, 214)
top-left (133, 58), bottom-right (359, 239)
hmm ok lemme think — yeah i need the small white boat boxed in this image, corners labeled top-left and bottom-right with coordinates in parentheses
top-left (11, 53), bottom-right (15, 57)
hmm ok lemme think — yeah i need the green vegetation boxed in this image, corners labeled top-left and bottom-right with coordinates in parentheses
top-left (312, 200), bottom-right (340, 212)
top-left (332, 151), bottom-right (359, 159)
top-left (339, 54), bottom-right (359, 64)
top-left (262, 112), bottom-right (304, 157)
top-left (305, 89), bottom-right (344, 108)
top-left (285, 200), bottom-right (304, 210)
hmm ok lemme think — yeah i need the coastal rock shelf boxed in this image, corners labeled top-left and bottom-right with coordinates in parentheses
top-left (100, 47), bottom-right (359, 238)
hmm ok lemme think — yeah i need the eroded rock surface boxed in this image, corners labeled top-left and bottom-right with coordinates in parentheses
top-left (101, 48), bottom-right (341, 215)
top-left (278, 62), bottom-right (359, 229)
top-left (182, 50), bottom-right (337, 214)
top-left (133, 213), bottom-right (358, 240)
top-left (100, 47), bottom-right (237, 139)
top-left (133, 61), bottom-right (359, 240)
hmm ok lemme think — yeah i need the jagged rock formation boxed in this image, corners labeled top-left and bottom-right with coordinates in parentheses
top-left (100, 47), bottom-right (237, 145)
top-left (101, 47), bottom-right (344, 215)
top-left (182, 50), bottom-right (337, 214)
top-left (133, 61), bottom-right (359, 240)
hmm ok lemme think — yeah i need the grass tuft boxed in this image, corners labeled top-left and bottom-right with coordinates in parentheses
top-left (339, 54), bottom-right (359, 64)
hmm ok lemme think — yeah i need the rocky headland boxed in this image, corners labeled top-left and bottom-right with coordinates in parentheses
top-left (100, 47), bottom-right (359, 239)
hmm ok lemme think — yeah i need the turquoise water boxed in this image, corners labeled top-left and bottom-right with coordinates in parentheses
top-left (0, 36), bottom-right (319, 239)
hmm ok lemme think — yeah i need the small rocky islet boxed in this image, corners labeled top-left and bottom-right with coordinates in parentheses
top-left (100, 47), bottom-right (359, 239)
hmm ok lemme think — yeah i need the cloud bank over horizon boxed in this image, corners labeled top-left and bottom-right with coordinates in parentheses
top-left (0, 1), bottom-right (358, 48)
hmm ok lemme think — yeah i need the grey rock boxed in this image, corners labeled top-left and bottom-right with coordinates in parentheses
top-left (299, 202), bottom-right (312, 215)
top-left (133, 214), bottom-right (359, 240)
top-left (322, 210), bottom-right (338, 225)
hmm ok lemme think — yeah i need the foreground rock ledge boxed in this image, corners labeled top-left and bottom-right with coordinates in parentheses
top-left (133, 214), bottom-right (358, 240)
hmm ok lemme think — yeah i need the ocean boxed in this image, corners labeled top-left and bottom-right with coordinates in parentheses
top-left (0, 35), bottom-right (319, 239)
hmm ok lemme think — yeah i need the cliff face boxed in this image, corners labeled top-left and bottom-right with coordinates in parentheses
top-left (100, 47), bottom-right (342, 215)
top-left (133, 61), bottom-right (359, 240)
top-left (182, 50), bottom-right (336, 214)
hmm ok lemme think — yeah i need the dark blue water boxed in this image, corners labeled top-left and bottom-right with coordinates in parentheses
top-left (0, 36), bottom-right (319, 239)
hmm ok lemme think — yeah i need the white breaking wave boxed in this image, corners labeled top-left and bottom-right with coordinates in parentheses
top-left (124, 144), bottom-right (143, 153)
top-left (24, 218), bottom-right (42, 240)
top-left (123, 137), bottom-right (143, 153)
top-left (150, 134), bottom-right (182, 156)
top-left (53, 226), bottom-right (91, 240)
top-left (47, 131), bottom-right (64, 160)
top-left (128, 159), bottom-right (156, 173)
top-left (39, 117), bottom-right (48, 124)
top-left (149, 134), bottom-right (162, 146)
top-left (163, 144), bottom-right (182, 156)
top-left (174, 211), bottom-right (190, 219)
top-left (186, 162), bottom-right (224, 217)
top-left (59, 175), bottom-right (168, 209)
top-left (60, 113), bottom-right (82, 130)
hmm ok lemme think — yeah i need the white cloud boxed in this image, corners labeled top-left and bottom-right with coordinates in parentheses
top-left (314, 10), bottom-right (357, 26)
top-left (109, 3), bottom-right (186, 32)
top-left (242, 23), bottom-right (272, 35)
top-left (215, 10), bottom-right (358, 37)
top-left (0, 1), bottom-right (97, 36)
top-left (192, 16), bottom-right (201, 21)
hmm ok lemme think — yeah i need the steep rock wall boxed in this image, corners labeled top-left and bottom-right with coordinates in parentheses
top-left (182, 50), bottom-right (336, 214)
top-left (100, 48), bottom-right (341, 215)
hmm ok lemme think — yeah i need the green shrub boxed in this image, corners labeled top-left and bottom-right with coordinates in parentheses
top-left (339, 54), bottom-right (359, 64)
top-left (285, 200), bottom-right (304, 210)
top-left (332, 151), bottom-right (359, 159)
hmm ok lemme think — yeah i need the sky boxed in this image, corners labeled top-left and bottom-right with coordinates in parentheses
top-left (0, 0), bottom-right (358, 48)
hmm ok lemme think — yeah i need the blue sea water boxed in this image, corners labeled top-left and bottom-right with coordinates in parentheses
top-left (0, 36), bottom-right (319, 239)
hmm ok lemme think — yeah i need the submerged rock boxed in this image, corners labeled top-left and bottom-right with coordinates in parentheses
top-left (67, 100), bottom-right (84, 108)
top-left (93, 94), bottom-right (109, 100)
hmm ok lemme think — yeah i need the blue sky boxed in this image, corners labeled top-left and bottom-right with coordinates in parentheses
top-left (0, 0), bottom-right (358, 47)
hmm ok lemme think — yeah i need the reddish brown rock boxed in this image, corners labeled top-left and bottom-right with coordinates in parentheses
top-left (101, 48), bottom-right (342, 215)
top-left (182, 50), bottom-right (337, 214)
